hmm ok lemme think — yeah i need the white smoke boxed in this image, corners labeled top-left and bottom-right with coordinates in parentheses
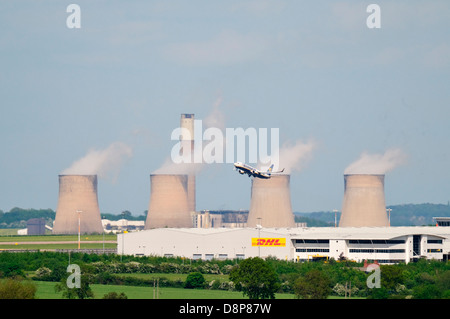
top-left (344, 148), bottom-right (407, 175)
top-left (203, 96), bottom-right (226, 131)
top-left (61, 142), bottom-right (133, 181)
top-left (260, 139), bottom-right (315, 173)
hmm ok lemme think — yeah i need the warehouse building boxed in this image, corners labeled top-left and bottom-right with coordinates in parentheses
top-left (117, 226), bottom-right (450, 264)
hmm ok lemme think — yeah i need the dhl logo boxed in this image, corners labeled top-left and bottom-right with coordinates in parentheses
top-left (252, 238), bottom-right (286, 247)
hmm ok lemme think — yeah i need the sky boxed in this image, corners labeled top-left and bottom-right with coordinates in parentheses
top-left (1, 1), bottom-right (449, 215)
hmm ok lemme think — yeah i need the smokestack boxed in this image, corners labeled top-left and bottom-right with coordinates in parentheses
top-left (180, 114), bottom-right (196, 213)
top-left (247, 175), bottom-right (296, 228)
top-left (339, 174), bottom-right (389, 227)
top-left (145, 174), bottom-right (193, 229)
top-left (53, 175), bottom-right (103, 234)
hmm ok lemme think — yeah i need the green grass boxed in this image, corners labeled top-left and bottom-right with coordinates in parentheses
top-left (0, 234), bottom-right (117, 242)
top-left (117, 272), bottom-right (230, 283)
top-left (34, 281), bottom-right (296, 299)
top-left (0, 243), bottom-right (117, 250)
top-left (0, 233), bottom-right (117, 250)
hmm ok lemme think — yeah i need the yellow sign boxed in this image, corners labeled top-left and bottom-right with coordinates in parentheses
top-left (252, 238), bottom-right (286, 247)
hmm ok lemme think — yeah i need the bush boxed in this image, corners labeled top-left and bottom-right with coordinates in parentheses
top-left (0, 279), bottom-right (37, 299)
top-left (185, 272), bottom-right (206, 289)
top-left (103, 292), bottom-right (128, 299)
top-left (293, 269), bottom-right (331, 299)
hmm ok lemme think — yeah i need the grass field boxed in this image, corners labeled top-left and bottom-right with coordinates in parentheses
top-left (0, 233), bottom-right (117, 242)
top-left (118, 272), bottom-right (231, 283)
top-left (0, 233), bottom-right (117, 250)
top-left (34, 281), bottom-right (296, 299)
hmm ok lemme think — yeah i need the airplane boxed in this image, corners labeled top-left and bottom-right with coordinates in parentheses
top-left (233, 162), bottom-right (284, 179)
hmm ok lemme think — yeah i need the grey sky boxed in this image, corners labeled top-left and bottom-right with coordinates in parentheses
top-left (1, 1), bottom-right (449, 215)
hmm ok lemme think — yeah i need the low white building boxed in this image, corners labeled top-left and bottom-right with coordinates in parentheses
top-left (102, 219), bottom-right (145, 233)
top-left (117, 226), bottom-right (450, 264)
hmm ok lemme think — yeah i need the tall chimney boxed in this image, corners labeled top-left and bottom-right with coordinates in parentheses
top-left (247, 175), bottom-right (296, 228)
top-left (145, 174), bottom-right (193, 229)
top-left (53, 175), bottom-right (103, 234)
top-left (339, 174), bottom-right (389, 227)
top-left (180, 114), bottom-right (196, 213)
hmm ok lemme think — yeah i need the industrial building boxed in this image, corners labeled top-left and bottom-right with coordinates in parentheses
top-left (145, 174), bottom-right (192, 229)
top-left (340, 174), bottom-right (389, 227)
top-left (247, 175), bottom-right (296, 228)
top-left (53, 175), bottom-right (103, 234)
top-left (145, 114), bottom-right (196, 229)
top-left (118, 226), bottom-right (450, 264)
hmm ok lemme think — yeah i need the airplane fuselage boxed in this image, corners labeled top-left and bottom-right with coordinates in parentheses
top-left (234, 162), bottom-right (271, 179)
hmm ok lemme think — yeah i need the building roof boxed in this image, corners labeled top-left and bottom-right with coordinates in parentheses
top-left (124, 226), bottom-right (450, 240)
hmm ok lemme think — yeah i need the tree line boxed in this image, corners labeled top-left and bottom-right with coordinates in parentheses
top-left (0, 208), bottom-right (146, 229)
top-left (0, 251), bottom-right (449, 299)
top-left (295, 203), bottom-right (450, 227)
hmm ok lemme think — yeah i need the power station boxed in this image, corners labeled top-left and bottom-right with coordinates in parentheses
top-left (180, 114), bottom-right (196, 213)
top-left (145, 174), bottom-right (193, 229)
top-left (53, 175), bottom-right (103, 234)
top-left (49, 113), bottom-right (450, 264)
top-left (247, 174), bottom-right (295, 228)
top-left (339, 174), bottom-right (389, 227)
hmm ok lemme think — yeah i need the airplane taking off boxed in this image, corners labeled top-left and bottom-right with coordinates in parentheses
top-left (234, 162), bottom-right (284, 179)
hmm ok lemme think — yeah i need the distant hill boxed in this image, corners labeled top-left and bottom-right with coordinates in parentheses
top-left (295, 203), bottom-right (450, 227)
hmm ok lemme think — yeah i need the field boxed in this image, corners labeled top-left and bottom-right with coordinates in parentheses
top-left (0, 232), bottom-right (117, 250)
top-left (34, 281), bottom-right (296, 299)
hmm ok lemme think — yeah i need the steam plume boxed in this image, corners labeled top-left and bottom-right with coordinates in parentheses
top-left (278, 140), bottom-right (315, 173)
top-left (260, 139), bottom-right (315, 173)
top-left (61, 142), bottom-right (133, 181)
top-left (344, 148), bottom-right (407, 175)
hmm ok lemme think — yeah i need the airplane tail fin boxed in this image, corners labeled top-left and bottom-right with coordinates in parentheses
top-left (267, 164), bottom-right (274, 174)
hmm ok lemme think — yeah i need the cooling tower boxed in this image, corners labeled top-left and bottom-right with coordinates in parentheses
top-left (247, 175), bottom-right (296, 228)
top-left (53, 175), bottom-right (103, 234)
top-left (145, 174), bottom-right (193, 229)
top-left (180, 114), bottom-right (196, 212)
top-left (339, 174), bottom-right (389, 227)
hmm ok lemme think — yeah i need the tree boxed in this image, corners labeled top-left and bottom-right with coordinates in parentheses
top-left (380, 265), bottom-right (404, 292)
top-left (55, 274), bottom-right (94, 299)
top-left (185, 272), bottom-right (206, 289)
top-left (293, 269), bottom-right (331, 299)
top-left (229, 257), bottom-right (279, 299)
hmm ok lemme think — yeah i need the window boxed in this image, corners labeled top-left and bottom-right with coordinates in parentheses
top-left (193, 254), bottom-right (202, 260)
top-left (295, 239), bottom-right (329, 244)
top-left (296, 248), bottom-right (329, 253)
top-left (413, 235), bottom-right (421, 256)
top-left (349, 249), bottom-right (405, 253)
top-left (349, 239), bottom-right (405, 244)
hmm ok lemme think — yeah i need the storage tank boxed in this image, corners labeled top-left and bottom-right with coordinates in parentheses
top-left (339, 174), bottom-right (389, 227)
top-left (53, 175), bottom-right (104, 234)
top-left (145, 174), bottom-right (193, 229)
top-left (247, 175), bottom-right (296, 228)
